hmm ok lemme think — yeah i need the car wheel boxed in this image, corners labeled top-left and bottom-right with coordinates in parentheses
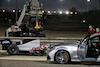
top-left (8, 45), bottom-right (19, 55)
top-left (55, 50), bottom-right (70, 64)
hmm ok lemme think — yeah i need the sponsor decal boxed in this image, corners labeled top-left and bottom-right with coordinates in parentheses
top-left (28, 44), bottom-right (49, 52)
top-left (2, 40), bottom-right (10, 44)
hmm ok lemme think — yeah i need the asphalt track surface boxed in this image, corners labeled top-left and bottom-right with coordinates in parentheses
top-left (0, 55), bottom-right (47, 61)
top-left (0, 60), bottom-right (100, 67)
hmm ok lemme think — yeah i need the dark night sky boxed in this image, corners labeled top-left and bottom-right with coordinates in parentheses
top-left (0, 0), bottom-right (100, 11)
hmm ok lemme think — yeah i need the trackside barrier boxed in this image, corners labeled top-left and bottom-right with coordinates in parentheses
top-left (0, 37), bottom-right (83, 45)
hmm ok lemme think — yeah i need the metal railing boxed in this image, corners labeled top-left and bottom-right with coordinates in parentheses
top-left (0, 37), bottom-right (83, 45)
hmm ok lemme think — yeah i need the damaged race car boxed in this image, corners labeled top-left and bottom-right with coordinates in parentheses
top-left (1, 39), bottom-right (49, 55)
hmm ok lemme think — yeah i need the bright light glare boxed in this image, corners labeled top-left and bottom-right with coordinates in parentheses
top-left (42, 10), bottom-right (44, 13)
top-left (59, 11), bottom-right (62, 14)
top-left (87, 0), bottom-right (90, 2)
top-left (83, 20), bottom-right (86, 23)
top-left (70, 12), bottom-right (73, 14)
top-left (66, 11), bottom-right (69, 15)
top-left (3, 10), bottom-right (5, 12)
top-left (75, 12), bottom-right (77, 14)
top-left (13, 10), bottom-right (15, 12)
top-left (54, 11), bottom-right (56, 14)
top-left (48, 11), bottom-right (51, 14)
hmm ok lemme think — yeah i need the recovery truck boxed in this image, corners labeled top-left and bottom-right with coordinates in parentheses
top-left (6, 0), bottom-right (45, 37)
top-left (0, 0), bottom-right (48, 56)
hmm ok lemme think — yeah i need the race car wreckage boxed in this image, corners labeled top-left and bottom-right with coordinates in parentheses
top-left (1, 39), bottom-right (49, 55)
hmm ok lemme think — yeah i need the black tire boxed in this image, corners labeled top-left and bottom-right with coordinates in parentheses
top-left (8, 45), bottom-right (19, 55)
top-left (55, 50), bottom-right (70, 64)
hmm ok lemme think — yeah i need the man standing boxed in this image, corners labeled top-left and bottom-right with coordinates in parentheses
top-left (88, 25), bottom-right (95, 35)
